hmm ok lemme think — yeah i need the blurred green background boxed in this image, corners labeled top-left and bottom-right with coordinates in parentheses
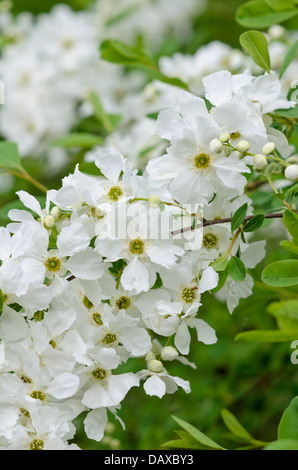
top-left (1, 0), bottom-right (298, 450)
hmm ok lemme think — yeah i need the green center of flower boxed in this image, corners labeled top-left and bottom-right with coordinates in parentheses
top-left (230, 131), bottom-right (241, 140)
top-left (203, 233), bottom-right (218, 249)
top-left (92, 312), bottom-right (103, 326)
top-left (181, 287), bottom-right (197, 304)
top-left (21, 375), bottom-right (32, 384)
top-left (108, 186), bottom-right (123, 202)
top-left (31, 391), bottom-right (46, 402)
top-left (20, 408), bottom-right (31, 418)
top-left (90, 207), bottom-right (105, 219)
top-left (103, 333), bottom-right (117, 345)
top-left (195, 153), bottom-right (210, 169)
top-left (129, 238), bottom-right (145, 255)
top-left (83, 296), bottom-right (94, 310)
top-left (115, 296), bottom-right (131, 310)
top-left (45, 256), bottom-right (61, 273)
top-left (30, 439), bottom-right (44, 451)
top-left (92, 368), bottom-right (107, 381)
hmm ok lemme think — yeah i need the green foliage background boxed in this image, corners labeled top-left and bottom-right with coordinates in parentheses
top-left (1, 0), bottom-right (298, 450)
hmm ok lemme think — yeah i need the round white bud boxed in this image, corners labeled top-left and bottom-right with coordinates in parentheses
top-left (219, 133), bottom-right (230, 143)
top-left (235, 151), bottom-right (244, 160)
top-left (148, 359), bottom-right (163, 373)
top-left (287, 155), bottom-right (298, 165)
top-left (236, 140), bottom-right (250, 153)
top-left (50, 206), bottom-right (60, 219)
top-left (161, 346), bottom-right (179, 361)
top-left (268, 25), bottom-right (285, 40)
top-left (44, 215), bottom-right (55, 228)
top-left (209, 138), bottom-right (223, 154)
top-left (145, 351), bottom-right (155, 362)
top-left (285, 164), bottom-right (298, 183)
top-left (149, 195), bottom-right (161, 208)
top-left (262, 142), bottom-right (276, 155)
top-left (253, 154), bottom-right (268, 171)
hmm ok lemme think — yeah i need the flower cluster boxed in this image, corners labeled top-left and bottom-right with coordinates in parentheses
top-left (0, 55), bottom-right (296, 449)
top-left (0, 1), bottom-right (203, 164)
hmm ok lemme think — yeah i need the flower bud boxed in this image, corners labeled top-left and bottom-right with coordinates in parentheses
top-left (235, 151), bottom-right (244, 160)
top-left (268, 25), bottom-right (285, 40)
top-left (44, 215), bottom-right (55, 228)
top-left (51, 206), bottom-right (60, 219)
top-left (145, 351), bottom-right (155, 362)
top-left (253, 154), bottom-right (268, 171)
top-left (149, 195), bottom-right (161, 208)
top-left (285, 164), bottom-right (298, 182)
top-left (236, 140), bottom-right (250, 153)
top-left (148, 359), bottom-right (163, 373)
top-left (161, 346), bottom-right (179, 361)
top-left (219, 133), bottom-right (230, 144)
top-left (287, 155), bottom-right (298, 165)
top-left (209, 138), bottom-right (223, 154)
top-left (262, 142), bottom-right (276, 155)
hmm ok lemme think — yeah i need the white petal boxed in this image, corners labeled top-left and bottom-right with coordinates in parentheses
top-left (65, 247), bottom-right (104, 280)
top-left (203, 70), bottom-right (233, 106)
top-left (198, 267), bottom-right (219, 293)
top-left (147, 244), bottom-right (184, 269)
top-left (95, 147), bottom-right (125, 184)
top-left (46, 372), bottom-right (80, 399)
top-left (84, 409), bottom-right (108, 442)
top-left (121, 257), bottom-right (150, 294)
top-left (194, 319), bottom-right (217, 345)
top-left (0, 227), bottom-right (11, 260)
top-left (16, 190), bottom-right (42, 216)
top-left (143, 375), bottom-right (166, 398)
top-left (174, 322), bottom-right (191, 355)
top-left (57, 215), bottom-right (90, 257)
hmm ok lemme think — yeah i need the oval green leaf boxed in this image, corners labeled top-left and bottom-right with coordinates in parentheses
top-left (240, 30), bottom-right (271, 73)
top-left (278, 397), bottom-right (298, 441)
top-left (262, 260), bottom-right (298, 287)
top-left (236, 0), bottom-right (298, 28)
top-left (227, 257), bottom-right (247, 282)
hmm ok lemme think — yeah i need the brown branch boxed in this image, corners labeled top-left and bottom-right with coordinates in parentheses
top-left (172, 211), bottom-right (287, 237)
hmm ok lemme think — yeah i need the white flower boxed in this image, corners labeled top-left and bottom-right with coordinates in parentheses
top-left (80, 348), bottom-right (139, 409)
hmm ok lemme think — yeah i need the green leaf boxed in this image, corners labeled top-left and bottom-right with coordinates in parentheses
top-left (280, 39), bottom-right (298, 78)
top-left (162, 439), bottom-right (203, 450)
top-left (240, 30), bottom-right (271, 73)
top-left (89, 91), bottom-right (115, 134)
top-left (265, 0), bottom-right (296, 11)
top-left (51, 133), bottom-right (104, 149)
top-left (283, 210), bottom-right (298, 241)
top-left (100, 39), bottom-right (188, 90)
top-left (267, 300), bottom-right (298, 330)
top-left (0, 141), bottom-right (21, 170)
top-left (243, 214), bottom-right (265, 232)
top-left (227, 257), bottom-right (247, 282)
top-left (100, 38), bottom-right (154, 68)
top-left (280, 240), bottom-right (298, 255)
top-left (231, 203), bottom-right (248, 232)
top-left (221, 409), bottom-right (254, 443)
top-left (264, 439), bottom-right (298, 450)
top-left (211, 270), bottom-right (228, 294)
top-left (235, 329), bottom-right (298, 342)
top-left (236, 0), bottom-right (298, 28)
top-left (278, 397), bottom-right (298, 441)
top-left (210, 255), bottom-right (229, 273)
top-left (172, 416), bottom-right (225, 450)
top-left (262, 260), bottom-right (298, 287)
top-left (274, 105), bottom-right (298, 118)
